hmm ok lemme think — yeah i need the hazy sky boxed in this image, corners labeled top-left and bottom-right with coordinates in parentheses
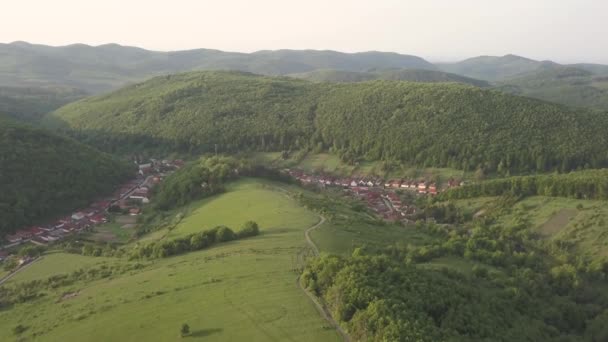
top-left (2, 0), bottom-right (607, 63)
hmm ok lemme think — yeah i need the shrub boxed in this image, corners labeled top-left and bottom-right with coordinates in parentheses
top-left (216, 226), bottom-right (236, 242)
top-left (238, 221), bottom-right (260, 238)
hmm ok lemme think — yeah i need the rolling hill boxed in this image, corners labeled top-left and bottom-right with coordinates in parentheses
top-left (496, 65), bottom-right (608, 110)
top-left (0, 41), bottom-right (435, 93)
top-left (288, 68), bottom-right (490, 87)
top-left (0, 85), bottom-right (86, 121)
top-left (0, 118), bottom-right (132, 236)
top-left (48, 71), bottom-right (608, 173)
top-left (437, 54), bottom-right (551, 81)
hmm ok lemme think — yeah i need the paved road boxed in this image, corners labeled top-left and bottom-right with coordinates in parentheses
top-left (298, 215), bottom-right (351, 342)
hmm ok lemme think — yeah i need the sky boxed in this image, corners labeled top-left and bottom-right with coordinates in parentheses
top-left (1, 0), bottom-right (607, 63)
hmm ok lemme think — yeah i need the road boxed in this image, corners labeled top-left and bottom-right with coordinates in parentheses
top-left (298, 215), bottom-right (351, 342)
top-left (0, 256), bottom-right (42, 285)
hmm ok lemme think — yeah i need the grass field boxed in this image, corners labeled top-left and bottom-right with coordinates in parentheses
top-left (453, 195), bottom-right (608, 262)
top-left (87, 222), bottom-right (135, 244)
top-left (5, 252), bottom-right (117, 285)
top-left (0, 179), bottom-right (341, 342)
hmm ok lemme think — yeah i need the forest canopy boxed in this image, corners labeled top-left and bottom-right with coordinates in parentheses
top-left (0, 118), bottom-right (132, 236)
top-left (48, 71), bottom-right (608, 173)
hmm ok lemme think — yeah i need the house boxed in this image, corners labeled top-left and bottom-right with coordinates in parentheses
top-left (90, 215), bottom-right (107, 224)
top-left (429, 184), bottom-right (438, 195)
top-left (71, 212), bottom-right (86, 221)
top-left (129, 208), bottom-right (141, 216)
top-left (417, 182), bottom-right (428, 194)
top-left (6, 234), bottom-right (23, 244)
top-left (350, 180), bottom-right (358, 187)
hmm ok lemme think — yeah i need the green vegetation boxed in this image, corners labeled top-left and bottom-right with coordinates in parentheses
top-left (0, 85), bottom-right (86, 122)
top-left (289, 68), bottom-right (490, 87)
top-left (152, 156), bottom-right (247, 210)
top-left (49, 71), bottom-right (608, 174)
top-left (303, 192), bottom-right (608, 341)
top-left (0, 118), bottom-right (132, 237)
top-left (0, 41), bottom-right (434, 93)
top-left (441, 169), bottom-right (608, 201)
top-left (0, 179), bottom-right (341, 342)
top-left (497, 65), bottom-right (608, 110)
top-left (437, 54), bottom-right (546, 81)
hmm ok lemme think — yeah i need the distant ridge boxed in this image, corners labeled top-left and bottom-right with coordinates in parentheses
top-left (0, 42), bottom-right (436, 93)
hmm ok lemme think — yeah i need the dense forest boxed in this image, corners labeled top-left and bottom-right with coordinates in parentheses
top-left (152, 156), bottom-right (248, 210)
top-left (0, 118), bottom-right (132, 237)
top-left (288, 68), bottom-right (490, 87)
top-left (0, 42), bottom-right (434, 93)
top-left (440, 169), bottom-right (608, 200)
top-left (496, 66), bottom-right (608, 111)
top-left (0, 85), bottom-right (86, 122)
top-left (49, 71), bottom-right (608, 173)
top-left (303, 197), bottom-right (608, 341)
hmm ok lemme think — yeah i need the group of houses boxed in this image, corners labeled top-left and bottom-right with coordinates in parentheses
top-left (283, 169), bottom-right (464, 222)
top-left (1, 158), bottom-right (184, 256)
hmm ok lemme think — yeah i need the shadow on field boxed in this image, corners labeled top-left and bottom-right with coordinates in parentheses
top-left (189, 328), bottom-right (223, 337)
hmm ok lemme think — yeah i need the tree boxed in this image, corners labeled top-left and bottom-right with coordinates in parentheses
top-left (238, 221), bottom-right (260, 238)
top-left (180, 323), bottom-right (190, 337)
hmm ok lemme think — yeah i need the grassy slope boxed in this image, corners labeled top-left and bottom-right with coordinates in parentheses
top-left (253, 151), bottom-right (469, 185)
top-left (454, 196), bottom-right (608, 262)
top-left (0, 179), bottom-right (344, 342)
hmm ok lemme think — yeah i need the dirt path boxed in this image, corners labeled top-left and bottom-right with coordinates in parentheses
top-left (298, 215), bottom-right (351, 342)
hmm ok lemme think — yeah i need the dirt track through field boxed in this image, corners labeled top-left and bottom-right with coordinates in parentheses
top-left (298, 215), bottom-right (351, 342)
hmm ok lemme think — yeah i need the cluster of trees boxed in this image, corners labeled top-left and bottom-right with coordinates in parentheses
top-left (441, 169), bottom-right (608, 201)
top-left (304, 237), bottom-right (608, 341)
top-left (131, 221), bottom-right (259, 259)
top-left (0, 85), bottom-right (86, 122)
top-left (0, 118), bottom-right (132, 237)
top-left (152, 156), bottom-right (247, 210)
top-left (49, 71), bottom-right (608, 173)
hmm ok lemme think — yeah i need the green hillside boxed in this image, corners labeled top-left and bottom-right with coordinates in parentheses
top-left (289, 68), bottom-right (490, 87)
top-left (0, 85), bottom-right (86, 121)
top-left (497, 65), bottom-right (608, 110)
top-left (437, 54), bottom-right (548, 81)
top-left (0, 42), bottom-right (434, 93)
top-left (49, 71), bottom-right (608, 173)
top-left (0, 118), bottom-right (132, 236)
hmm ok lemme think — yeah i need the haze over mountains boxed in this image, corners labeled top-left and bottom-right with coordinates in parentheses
top-left (3, 41), bottom-right (608, 111)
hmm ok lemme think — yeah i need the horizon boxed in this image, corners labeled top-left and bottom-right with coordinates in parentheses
top-left (0, 40), bottom-right (603, 65)
top-left (1, 0), bottom-right (607, 64)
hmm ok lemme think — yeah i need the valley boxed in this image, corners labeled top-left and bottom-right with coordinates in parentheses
top-left (2, 38), bottom-right (608, 341)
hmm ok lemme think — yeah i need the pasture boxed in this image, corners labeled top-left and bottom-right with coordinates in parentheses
top-left (0, 179), bottom-right (341, 342)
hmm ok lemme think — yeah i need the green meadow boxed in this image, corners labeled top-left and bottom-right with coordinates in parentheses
top-left (0, 179), bottom-right (345, 342)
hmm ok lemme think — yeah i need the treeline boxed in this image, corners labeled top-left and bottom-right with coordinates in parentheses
top-left (303, 213), bottom-right (608, 341)
top-left (152, 156), bottom-right (247, 211)
top-left (303, 252), bottom-right (608, 341)
top-left (440, 169), bottom-right (608, 201)
top-left (0, 118), bottom-right (132, 237)
top-left (48, 71), bottom-right (608, 173)
top-left (131, 222), bottom-right (259, 259)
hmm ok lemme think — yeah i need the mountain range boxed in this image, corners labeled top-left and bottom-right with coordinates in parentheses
top-left (3, 41), bottom-right (608, 111)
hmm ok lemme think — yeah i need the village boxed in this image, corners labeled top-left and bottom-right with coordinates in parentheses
top-left (283, 169), bottom-right (464, 222)
top-left (0, 158), bottom-right (184, 264)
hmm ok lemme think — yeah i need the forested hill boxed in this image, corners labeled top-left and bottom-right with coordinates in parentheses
top-left (496, 66), bottom-right (608, 111)
top-left (0, 42), bottom-right (435, 93)
top-left (48, 71), bottom-right (608, 173)
top-left (0, 118), bottom-right (132, 236)
top-left (0, 85), bottom-right (87, 122)
top-left (288, 68), bottom-right (490, 87)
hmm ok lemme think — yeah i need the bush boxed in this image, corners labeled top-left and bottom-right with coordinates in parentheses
top-left (238, 221), bottom-right (260, 238)
top-left (216, 226), bottom-right (236, 242)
